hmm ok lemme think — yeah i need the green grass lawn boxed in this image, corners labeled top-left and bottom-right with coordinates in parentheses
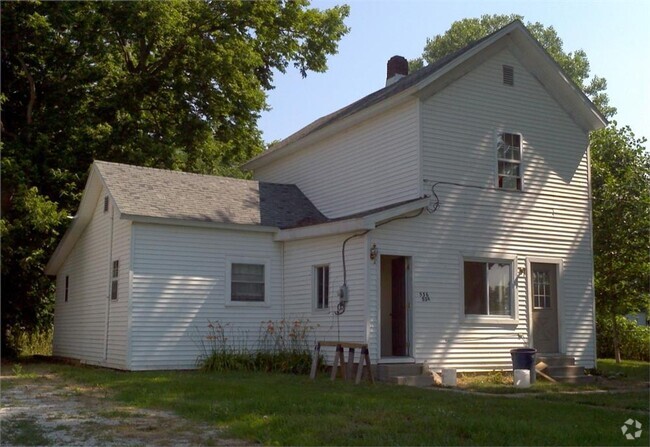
top-left (47, 361), bottom-right (649, 446)
top-left (597, 359), bottom-right (650, 381)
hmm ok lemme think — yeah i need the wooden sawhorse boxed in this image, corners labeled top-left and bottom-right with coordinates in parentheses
top-left (309, 341), bottom-right (374, 384)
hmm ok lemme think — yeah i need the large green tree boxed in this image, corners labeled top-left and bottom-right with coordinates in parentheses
top-left (591, 124), bottom-right (650, 362)
top-left (1, 0), bottom-right (349, 353)
top-left (413, 14), bottom-right (649, 360)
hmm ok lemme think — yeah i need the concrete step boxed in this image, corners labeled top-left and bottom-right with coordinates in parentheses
top-left (553, 374), bottom-right (596, 384)
top-left (376, 363), bottom-right (423, 381)
top-left (536, 356), bottom-right (595, 384)
top-left (544, 365), bottom-right (585, 377)
top-left (536, 355), bottom-right (575, 367)
top-left (390, 375), bottom-right (433, 387)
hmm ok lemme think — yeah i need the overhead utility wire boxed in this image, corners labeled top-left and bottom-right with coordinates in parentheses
top-left (424, 180), bottom-right (507, 213)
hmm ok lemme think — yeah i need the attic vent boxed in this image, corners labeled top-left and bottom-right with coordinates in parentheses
top-left (103, 195), bottom-right (109, 213)
top-left (503, 65), bottom-right (514, 86)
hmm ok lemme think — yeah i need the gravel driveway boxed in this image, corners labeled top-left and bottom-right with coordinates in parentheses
top-left (0, 363), bottom-right (247, 446)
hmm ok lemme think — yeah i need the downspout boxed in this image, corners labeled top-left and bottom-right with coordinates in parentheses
top-left (103, 204), bottom-right (115, 362)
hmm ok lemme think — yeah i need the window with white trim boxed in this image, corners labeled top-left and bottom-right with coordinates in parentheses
top-left (464, 260), bottom-right (513, 316)
top-left (231, 263), bottom-right (265, 302)
top-left (497, 132), bottom-right (522, 191)
top-left (110, 260), bottom-right (119, 301)
top-left (313, 265), bottom-right (329, 310)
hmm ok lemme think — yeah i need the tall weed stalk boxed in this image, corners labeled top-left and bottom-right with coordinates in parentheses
top-left (196, 319), bottom-right (321, 374)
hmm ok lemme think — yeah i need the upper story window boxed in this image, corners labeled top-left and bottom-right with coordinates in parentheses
top-left (464, 259), bottom-right (513, 317)
top-left (313, 265), bottom-right (329, 310)
top-left (497, 132), bottom-right (522, 191)
top-left (65, 275), bottom-right (70, 302)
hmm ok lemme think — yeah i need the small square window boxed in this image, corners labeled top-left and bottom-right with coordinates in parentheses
top-left (231, 263), bottom-right (265, 302)
top-left (313, 265), bottom-right (329, 310)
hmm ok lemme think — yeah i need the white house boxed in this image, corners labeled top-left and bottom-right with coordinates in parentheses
top-left (45, 21), bottom-right (606, 375)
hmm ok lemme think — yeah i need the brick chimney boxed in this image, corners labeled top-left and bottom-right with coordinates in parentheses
top-left (386, 55), bottom-right (408, 86)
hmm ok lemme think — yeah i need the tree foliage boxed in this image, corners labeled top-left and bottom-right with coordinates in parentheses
top-left (1, 0), bottom-right (349, 352)
top-left (410, 14), bottom-right (616, 118)
top-left (591, 124), bottom-right (650, 360)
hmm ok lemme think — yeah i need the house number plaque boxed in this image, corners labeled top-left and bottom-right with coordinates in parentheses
top-left (418, 292), bottom-right (431, 302)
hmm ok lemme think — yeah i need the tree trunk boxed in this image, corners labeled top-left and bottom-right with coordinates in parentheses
top-left (611, 313), bottom-right (621, 363)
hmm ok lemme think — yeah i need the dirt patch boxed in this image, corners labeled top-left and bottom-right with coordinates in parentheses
top-left (1, 365), bottom-right (250, 446)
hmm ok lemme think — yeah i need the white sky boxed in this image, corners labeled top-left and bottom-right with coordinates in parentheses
top-left (259, 0), bottom-right (650, 145)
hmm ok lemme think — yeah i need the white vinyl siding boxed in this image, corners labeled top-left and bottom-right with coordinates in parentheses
top-left (399, 47), bottom-right (595, 370)
top-left (130, 223), bottom-right (282, 370)
top-left (283, 234), bottom-right (366, 361)
top-left (106, 214), bottom-right (131, 367)
top-left (253, 100), bottom-right (420, 219)
top-left (53, 190), bottom-right (130, 369)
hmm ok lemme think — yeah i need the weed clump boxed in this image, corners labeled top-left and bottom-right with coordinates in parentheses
top-left (196, 319), bottom-right (322, 375)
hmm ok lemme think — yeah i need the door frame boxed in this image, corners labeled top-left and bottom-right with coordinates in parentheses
top-left (378, 254), bottom-right (413, 359)
top-left (526, 257), bottom-right (565, 354)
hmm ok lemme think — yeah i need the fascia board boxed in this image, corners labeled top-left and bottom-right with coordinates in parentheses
top-left (275, 197), bottom-right (430, 242)
top-left (363, 197), bottom-right (430, 225)
top-left (508, 31), bottom-right (607, 132)
top-left (125, 214), bottom-right (279, 234)
top-left (413, 22), bottom-right (518, 95)
top-left (44, 166), bottom-right (103, 275)
top-left (274, 218), bottom-right (373, 241)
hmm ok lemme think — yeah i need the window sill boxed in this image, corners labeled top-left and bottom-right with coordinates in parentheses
top-left (225, 301), bottom-right (270, 308)
top-left (463, 315), bottom-right (518, 325)
top-left (312, 307), bottom-right (330, 314)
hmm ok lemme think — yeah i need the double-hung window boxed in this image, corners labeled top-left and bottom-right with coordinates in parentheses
top-left (464, 259), bottom-right (513, 317)
top-left (497, 132), bottom-right (522, 191)
top-left (313, 265), bottom-right (329, 310)
top-left (230, 263), bottom-right (266, 303)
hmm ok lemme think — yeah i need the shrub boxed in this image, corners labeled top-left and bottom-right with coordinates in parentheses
top-left (4, 326), bottom-right (53, 357)
top-left (596, 316), bottom-right (650, 361)
top-left (196, 319), bottom-right (321, 375)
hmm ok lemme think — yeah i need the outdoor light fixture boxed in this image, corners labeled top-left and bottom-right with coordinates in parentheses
top-left (369, 243), bottom-right (378, 263)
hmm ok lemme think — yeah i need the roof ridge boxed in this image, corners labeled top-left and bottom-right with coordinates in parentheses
top-left (93, 160), bottom-right (297, 187)
top-left (244, 20), bottom-right (523, 167)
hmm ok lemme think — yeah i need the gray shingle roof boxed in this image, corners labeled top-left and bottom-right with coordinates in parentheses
top-left (95, 161), bottom-right (327, 229)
